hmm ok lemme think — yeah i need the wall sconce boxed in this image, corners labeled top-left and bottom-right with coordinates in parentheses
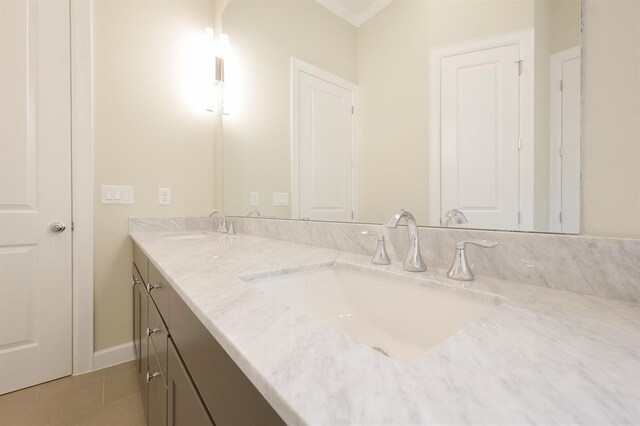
top-left (216, 33), bottom-right (230, 84)
top-left (202, 28), bottom-right (229, 112)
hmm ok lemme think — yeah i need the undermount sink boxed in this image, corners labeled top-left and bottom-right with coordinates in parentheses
top-left (242, 262), bottom-right (504, 361)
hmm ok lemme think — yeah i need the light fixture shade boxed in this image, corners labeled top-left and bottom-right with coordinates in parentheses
top-left (215, 57), bottom-right (225, 83)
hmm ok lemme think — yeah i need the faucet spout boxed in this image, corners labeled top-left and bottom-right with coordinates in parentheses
top-left (384, 209), bottom-right (426, 272)
top-left (208, 210), bottom-right (228, 233)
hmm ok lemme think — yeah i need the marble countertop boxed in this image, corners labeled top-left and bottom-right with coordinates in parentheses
top-left (130, 227), bottom-right (640, 425)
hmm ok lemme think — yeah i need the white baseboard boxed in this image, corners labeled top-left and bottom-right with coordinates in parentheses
top-left (93, 341), bottom-right (135, 371)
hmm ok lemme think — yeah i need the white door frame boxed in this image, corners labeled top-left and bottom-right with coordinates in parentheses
top-left (290, 57), bottom-right (358, 221)
top-left (429, 29), bottom-right (535, 230)
top-left (71, 0), bottom-right (94, 375)
top-left (549, 46), bottom-right (581, 233)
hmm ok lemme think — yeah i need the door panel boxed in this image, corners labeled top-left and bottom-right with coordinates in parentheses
top-left (298, 71), bottom-right (355, 222)
top-left (440, 44), bottom-right (520, 230)
top-left (0, 0), bottom-right (72, 394)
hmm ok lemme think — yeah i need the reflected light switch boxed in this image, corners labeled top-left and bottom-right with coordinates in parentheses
top-left (272, 192), bottom-right (289, 206)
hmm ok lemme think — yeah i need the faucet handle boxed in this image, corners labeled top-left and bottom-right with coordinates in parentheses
top-left (448, 240), bottom-right (498, 281)
top-left (360, 231), bottom-right (392, 265)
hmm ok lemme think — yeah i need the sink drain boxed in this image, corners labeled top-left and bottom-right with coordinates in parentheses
top-left (370, 345), bottom-right (390, 357)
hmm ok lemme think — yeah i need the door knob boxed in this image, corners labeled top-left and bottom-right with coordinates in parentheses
top-left (50, 222), bottom-right (66, 233)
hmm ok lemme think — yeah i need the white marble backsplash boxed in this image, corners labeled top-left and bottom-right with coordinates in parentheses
top-left (231, 217), bottom-right (640, 303)
top-left (129, 216), bottom-right (215, 233)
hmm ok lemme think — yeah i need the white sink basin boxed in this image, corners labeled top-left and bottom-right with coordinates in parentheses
top-left (243, 262), bottom-right (504, 361)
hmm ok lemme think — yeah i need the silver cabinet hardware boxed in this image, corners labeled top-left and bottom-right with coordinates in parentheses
top-left (50, 222), bottom-right (66, 233)
top-left (146, 327), bottom-right (161, 337)
top-left (132, 277), bottom-right (141, 287)
top-left (447, 239), bottom-right (498, 281)
top-left (384, 209), bottom-right (426, 272)
top-left (146, 371), bottom-right (161, 383)
top-left (148, 283), bottom-right (161, 292)
top-left (360, 231), bottom-right (391, 265)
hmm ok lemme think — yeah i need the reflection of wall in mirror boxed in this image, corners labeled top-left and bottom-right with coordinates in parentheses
top-left (358, 0), bottom-right (580, 229)
top-left (222, 0), bottom-right (357, 219)
top-left (222, 0), bottom-right (580, 230)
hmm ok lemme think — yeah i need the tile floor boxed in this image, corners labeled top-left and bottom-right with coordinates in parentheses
top-left (0, 361), bottom-right (145, 426)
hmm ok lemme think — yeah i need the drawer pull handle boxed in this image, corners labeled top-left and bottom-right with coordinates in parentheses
top-left (146, 371), bottom-right (161, 383)
top-left (146, 327), bottom-right (161, 337)
top-left (132, 277), bottom-right (141, 287)
top-left (148, 283), bottom-right (161, 292)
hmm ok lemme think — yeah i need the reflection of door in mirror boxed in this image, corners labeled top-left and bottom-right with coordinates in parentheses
top-left (430, 31), bottom-right (534, 231)
top-left (549, 47), bottom-right (581, 234)
top-left (292, 59), bottom-right (357, 222)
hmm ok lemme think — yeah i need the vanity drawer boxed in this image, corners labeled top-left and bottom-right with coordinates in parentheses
top-left (138, 283), bottom-right (149, 420)
top-left (148, 346), bottom-right (167, 426)
top-left (169, 290), bottom-right (284, 426)
top-left (132, 265), bottom-right (142, 364)
top-left (148, 299), bottom-right (168, 384)
top-left (133, 242), bottom-right (149, 285)
top-left (148, 262), bottom-right (171, 320)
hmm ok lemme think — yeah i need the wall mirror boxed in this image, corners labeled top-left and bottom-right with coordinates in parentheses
top-left (221, 0), bottom-right (582, 233)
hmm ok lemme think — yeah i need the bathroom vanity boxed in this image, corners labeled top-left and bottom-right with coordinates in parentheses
top-left (130, 218), bottom-right (640, 425)
top-left (132, 242), bottom-right (284, 426)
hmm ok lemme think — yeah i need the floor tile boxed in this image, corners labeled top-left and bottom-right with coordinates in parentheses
top-left (0, 361), bottom-right (144, 426)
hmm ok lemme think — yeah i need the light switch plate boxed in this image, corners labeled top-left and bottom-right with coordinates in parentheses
top-left (272, 192), bottom-right (289, 206)
top-left (101, 185), bottom-right (134, 205)
top-left (250, 192), bottom-right (259, 206)
top-left (158, 188), bottom-right (172, 205)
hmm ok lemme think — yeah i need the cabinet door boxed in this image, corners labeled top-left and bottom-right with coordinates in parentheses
top-left (139, 284), bottom-right (149, 421)
top-left (133, 266), bottom-right (141, 370)
top-left (133, 242), bottom-right (149, 284)
top-left (148, 300), bottom-right (168, 383)
top-left (167, 339), bottom-right (213, 426)
top-left (148, 263), bottom-right (169, 318)
top-left (148, 348), bottom-right (167, 426)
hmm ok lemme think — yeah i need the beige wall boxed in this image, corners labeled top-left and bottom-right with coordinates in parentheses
top-left (582, 0), bottom-right (640, 237)
top-left (93, 0), bottom-right (223, 351)
top-left (222, 0), bottom-right (357, 218)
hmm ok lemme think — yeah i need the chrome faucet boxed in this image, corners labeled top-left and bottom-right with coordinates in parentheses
top-left (208, 210), bottom-right (228, 233)
top-left (441, 209), bottom-right (468, 227)
top-left (447, 239), bottom-right (498, 281)
top-left (384, 209), bottom-right (427, 272)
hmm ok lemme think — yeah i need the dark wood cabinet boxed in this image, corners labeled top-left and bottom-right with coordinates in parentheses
top-left (133, 242), bottom-right (284, 426)
top-left (138, 276), bottom-right (149, 421)
top-left (148, 346), bottom-right (167, 426)
top-left (133, 266), bottom-right (142, 368)
top-left (167, 339), bottom-right (214, 426)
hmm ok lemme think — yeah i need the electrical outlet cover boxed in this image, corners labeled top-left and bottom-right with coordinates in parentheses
top-left (159, 188), bottom-right (172, 205)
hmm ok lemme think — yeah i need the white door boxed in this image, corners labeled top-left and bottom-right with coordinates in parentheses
top-left (295, 64), bottom-right (356, 222)
top-left (439, 44), bottom-right (521, 230)
top-left (549, 47), bottom-right (581, 233)
top-left (0, 0), bottom-right (72, 395)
